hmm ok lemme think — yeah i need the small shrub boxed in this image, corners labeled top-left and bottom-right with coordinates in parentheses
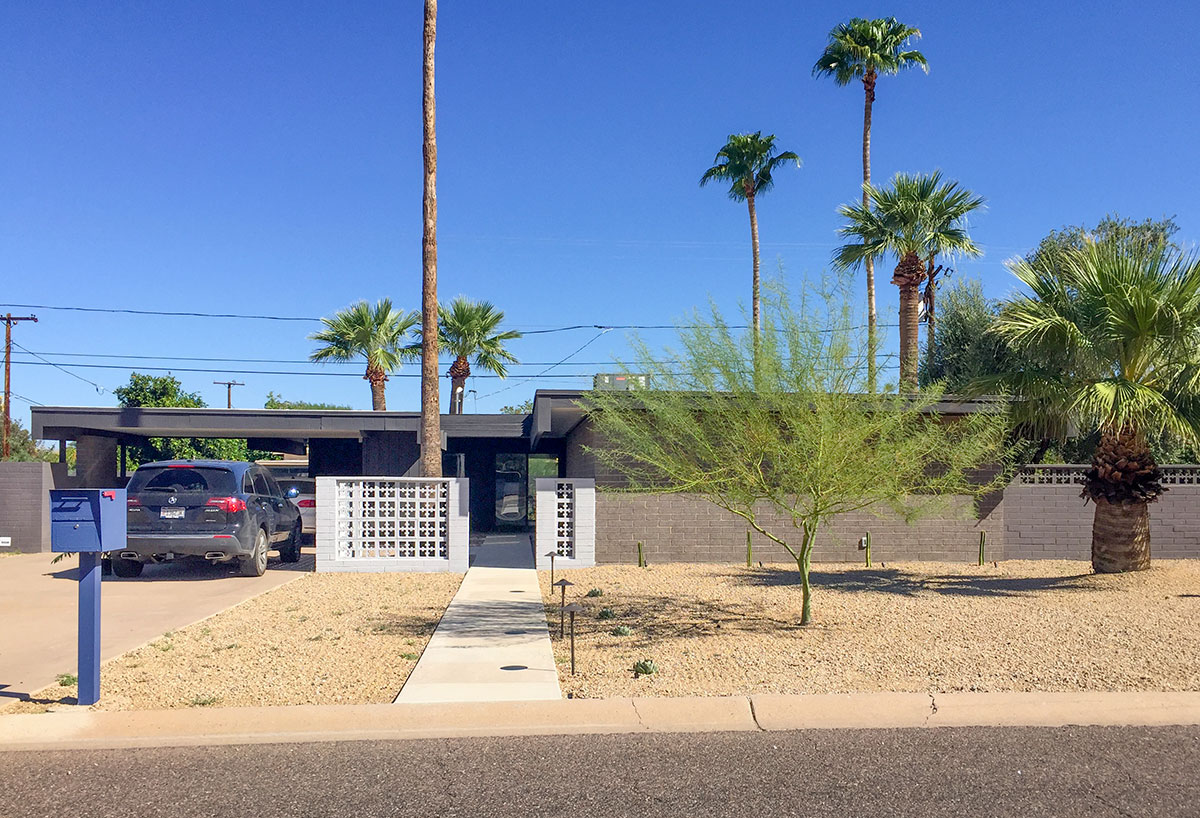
top-left (400, 652), bottom-right (419, 661)
top-left (585, 588), bottom-right (604, 598)
top-left (633, 659), bottom-right (658, 677)
top-left (56, 673), bottom-right (77, 687)
top-left (597, 608), bottom-right (617, 620)
top-left (610, 625), bottom-right (634, 637)
top-left (153, 641), bottom-right (173, 652)
top-left (188, 694), bottom-right (221, 707)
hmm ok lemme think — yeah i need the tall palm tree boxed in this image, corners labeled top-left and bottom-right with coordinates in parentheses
top-left (420, 0), bottom-right (441, 476)
top-left (309, 299), bottom-right (419, 411)
top-left (814, 17), bottom-right (927, 392)
top-left (700, 132), bottom-right (801, 337)
top-left (435, 297), bottom-right (521, 414)
top-left (834, 171), bottom-right (983, 389)
top-left (988, 240), bottom-right (1200, 572)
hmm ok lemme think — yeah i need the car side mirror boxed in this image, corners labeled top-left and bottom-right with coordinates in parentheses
top-left (286, 487), bottom-right (300, 499)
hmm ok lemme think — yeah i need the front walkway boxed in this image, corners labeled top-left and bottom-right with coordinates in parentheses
top-left (394, 534), bottom-right (561, 703)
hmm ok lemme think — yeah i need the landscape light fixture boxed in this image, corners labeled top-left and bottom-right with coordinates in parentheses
top-left (552, 578), bottom-right (574, 638)
top-left (563, 602), bottom-right (583, 675)
top-left (545, 550), bottom-right (558, 584)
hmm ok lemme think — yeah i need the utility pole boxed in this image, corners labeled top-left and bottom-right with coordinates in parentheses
top-left (3, 313), bottom-right (38, 459)
top-left (213, 380), bottom-right (244, 409)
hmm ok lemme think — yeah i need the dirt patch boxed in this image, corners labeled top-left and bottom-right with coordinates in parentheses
top-left (10, 571), bottom-right (462, 712)
top-left (541, 560), bottom-right (1200, 699)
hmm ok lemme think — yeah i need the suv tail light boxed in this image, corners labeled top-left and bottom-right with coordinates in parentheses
top-left (206, 497), bottom-right (247, 513)
top-left (297, 499), bottom-right (316, 508)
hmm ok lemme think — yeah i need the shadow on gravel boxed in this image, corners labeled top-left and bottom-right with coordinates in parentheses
top-left (738, 566), bottom-right (1097, 598)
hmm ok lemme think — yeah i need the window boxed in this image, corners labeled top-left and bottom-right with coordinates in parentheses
top-left (127, 467), bottom-right (237, 495)
top-left (252, 471), bottom-right (271, 497)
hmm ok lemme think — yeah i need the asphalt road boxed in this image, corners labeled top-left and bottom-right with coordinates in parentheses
top-left (2, 725), bottom-right (1196, 817)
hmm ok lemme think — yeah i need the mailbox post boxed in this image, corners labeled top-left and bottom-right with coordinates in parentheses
top-left (50, 488), bottom-right (127, 706)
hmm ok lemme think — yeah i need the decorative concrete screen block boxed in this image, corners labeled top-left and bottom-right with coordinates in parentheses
top-left (316, 477), bottom-right (469, 573)
top-left (535, 478), bottom-right (595, 569)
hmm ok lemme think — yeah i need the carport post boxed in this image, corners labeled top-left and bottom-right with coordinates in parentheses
top-left (77, 551), bottom-right (102, 706)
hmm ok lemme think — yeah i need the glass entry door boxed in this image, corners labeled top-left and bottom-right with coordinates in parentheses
top-left (494, 454), bottom-right (528, 528)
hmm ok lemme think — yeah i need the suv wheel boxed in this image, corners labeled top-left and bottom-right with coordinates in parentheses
top-left (240, 528), bottom-right (269, 577)
top-left (279, 522), bottom-right (303, 563)
top-left (111, 556), bottom-right (143, 578)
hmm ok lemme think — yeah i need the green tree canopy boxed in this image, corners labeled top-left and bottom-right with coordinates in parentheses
top-left (264, 391), bottom-right (350, 411)
top-left (309, 299), bottom-right (420, 411)
top-left (115, 373), bottom-right (258, 467)
top-left (586, 282), bottom-right (1008, 625)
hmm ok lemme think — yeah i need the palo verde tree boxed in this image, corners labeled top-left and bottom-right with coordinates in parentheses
top-left (700, 132), bottom-right (801, 338)
top-left (586, 282), bottom-right (1008, 625)
top-left (985, 239), bottom-right (1200, 573)
top-left (308, 299), bottom-right (419, 411)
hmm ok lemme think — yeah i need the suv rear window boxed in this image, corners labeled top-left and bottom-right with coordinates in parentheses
top-left (127, 467), bottom-right (238, 495)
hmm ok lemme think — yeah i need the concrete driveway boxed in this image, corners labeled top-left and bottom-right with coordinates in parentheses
top-left (0, 550), bottom-right (312, 709)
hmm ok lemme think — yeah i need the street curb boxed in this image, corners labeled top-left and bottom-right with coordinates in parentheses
top-left (2, 691), bottom-right (1199, 752)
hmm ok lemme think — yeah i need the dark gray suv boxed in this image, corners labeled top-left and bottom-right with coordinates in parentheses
top-left (115, 460), bottom-right (303, 578)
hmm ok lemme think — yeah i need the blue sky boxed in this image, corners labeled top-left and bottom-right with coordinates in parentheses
top-left (3, 0), bottom-right (1197, 420)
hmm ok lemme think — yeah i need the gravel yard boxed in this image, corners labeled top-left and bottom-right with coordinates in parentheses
top-left (541, 560), bottom-right (1200, 699)
top-left (11, 571), bottom-right (462, 712)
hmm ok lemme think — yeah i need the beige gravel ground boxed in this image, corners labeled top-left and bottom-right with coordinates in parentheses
top-left (11, 571), bottom-right (462, 712)
top-left (541, 560), bottom-right (1200, 699)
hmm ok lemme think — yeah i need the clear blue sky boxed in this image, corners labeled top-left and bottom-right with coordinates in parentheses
top-left (3, 0), bottom-right (1197, 421)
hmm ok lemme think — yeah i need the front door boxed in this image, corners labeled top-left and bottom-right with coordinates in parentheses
top-left (494, 454), bottom-right (527, 529)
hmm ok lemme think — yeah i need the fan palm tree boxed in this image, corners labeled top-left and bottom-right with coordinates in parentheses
top-left (700, 132), bottom-right (801, 337)
top-left (987, 240), bottom-right (1200, 572)
top-left (433, 297), bottom-right (522, 414)
top-left (309, 299), bottom-right (419, 411)
top-left (420, 0), bottom-right (441, 474)
top-left (834, 172), bottom-right (983, 389)
top-left (814, 17), bottom-right (927, 392)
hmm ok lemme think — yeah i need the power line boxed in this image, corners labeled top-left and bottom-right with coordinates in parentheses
top-left (12, 342), bottom-right (107, 393)
top-left (9, 392), bottom-right (44, 406)
top-left (478, 329), bottom-right (615, 400)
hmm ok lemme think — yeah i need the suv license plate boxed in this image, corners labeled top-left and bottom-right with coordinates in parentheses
top-left (160, 508), bottom-right (185, 519)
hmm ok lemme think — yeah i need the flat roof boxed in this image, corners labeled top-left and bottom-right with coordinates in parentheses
top-left (31, 390), bottom-right (1004, 445)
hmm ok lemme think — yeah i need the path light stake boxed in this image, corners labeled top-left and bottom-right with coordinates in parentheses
top-left (637, 541), bottom-right (645, 568)
top-left (858, 533), bottom-right (872, 568)
top-left (552, 578), bottom-right (574, 639)
top-left (563, 602), bottom-right (582, 675)
top-left (978, 531), bottom-right (986, 567)
top-left (545, 551), bottom-right (558, 585)
top-left (746, 531), bottom-right (752, 568)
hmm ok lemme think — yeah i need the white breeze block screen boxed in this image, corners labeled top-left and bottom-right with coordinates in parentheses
top-left (535, 478), bottom-right (595, 569)
top-left (316, 477), bottom-right (469, 573)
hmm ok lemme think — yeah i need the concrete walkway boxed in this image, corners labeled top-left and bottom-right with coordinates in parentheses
top-left (395, 534), bottom-right (561, 704)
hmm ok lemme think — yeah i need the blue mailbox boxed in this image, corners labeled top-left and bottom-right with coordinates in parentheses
top-left (49, 488), bottom-right (126, 706)
top-left (50, 489), bottom-right (127, 553)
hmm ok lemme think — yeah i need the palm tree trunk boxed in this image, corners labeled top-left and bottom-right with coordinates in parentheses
top-left (448, 356), bottom-right (470, 415)
top-left (747, 191), bottom-right (761, 337)
top-left (419, 0), bottom-right (442, 477)
top-left (367, 369), bottom-right (387, 411)
top-left (862, 72), bottom-right (877, 394)
top-left (898, 281), bottom-right (921, 390)
top-left (1091, 497), bottom-right (1151, 573)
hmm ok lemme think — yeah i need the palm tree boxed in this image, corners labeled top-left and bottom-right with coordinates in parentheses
top-left (988, 240), bottom-right (1200, 572)
top-left (435, 297), bottom-right (521, 414)
top-left (814, 17), bottom-right (927, 392)
top-left (834, 171), bottom-right (983, 389)
top-left (700, 132), bottom-right (801, 337)
top-left (309, 299), bottom-right (419, 411)
top-left (420, 0), bottom-right (441, 475)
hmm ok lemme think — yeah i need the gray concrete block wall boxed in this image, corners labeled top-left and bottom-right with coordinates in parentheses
top-left (595, 492), bottom-right (1002, 565)
top-left (0, 462), bottom-right (54, 553)
top-left (1004, 482), bottom-right (1200, 561)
